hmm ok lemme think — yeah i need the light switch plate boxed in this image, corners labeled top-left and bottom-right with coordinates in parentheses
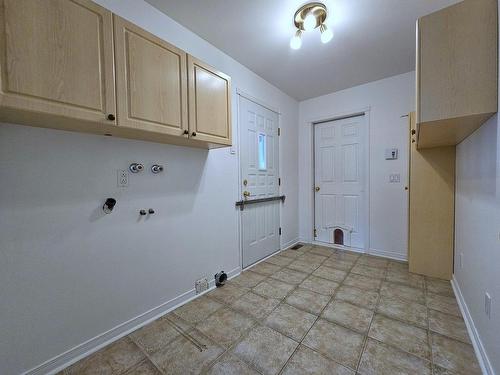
top-left (385, 148), bottom-right (399, 160)
top-left (389, 174), bottom-right (400, 183)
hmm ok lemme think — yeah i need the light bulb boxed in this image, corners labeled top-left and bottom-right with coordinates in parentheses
top-left (290, 30), bottom-right (302, 50)
top-left (320, 25), bottom-right (333, 43)
top-left (303, 13), bottom-right (317, 31)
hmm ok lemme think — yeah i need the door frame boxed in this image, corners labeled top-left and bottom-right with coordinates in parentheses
top-left (308, 107), bottom-right (371, 253)
top-left (236, 89), bottom-right (281, 270)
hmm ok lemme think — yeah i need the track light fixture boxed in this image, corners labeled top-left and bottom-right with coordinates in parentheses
top-left (290, 2), bottom-right (333, 49)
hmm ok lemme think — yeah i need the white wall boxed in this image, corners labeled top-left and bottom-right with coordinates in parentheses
top-left (454, 115), bottom-right (500, 374)
top-left (298, 72), bottom-right (415, 260)
top-left (453, 4), bottom-right (500, 371)
top-left (0, 1), bottom-right (298, 374)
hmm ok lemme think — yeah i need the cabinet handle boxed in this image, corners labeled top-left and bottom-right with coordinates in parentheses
top-left (107, 114), bottom-right (115, 121)
top-left (192, 132), bottom-right (197, 137)
top-left (183, 130), bottom-right (189, 135)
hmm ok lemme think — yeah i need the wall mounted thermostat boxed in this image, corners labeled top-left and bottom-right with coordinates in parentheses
top-left (385, 148), bottom-right (398, 160)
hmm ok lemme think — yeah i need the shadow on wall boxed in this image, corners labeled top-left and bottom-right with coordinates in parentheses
top-left (0, 124), bottom-right (210, 216)
top-left (458, 113), bottom-right (498, 198)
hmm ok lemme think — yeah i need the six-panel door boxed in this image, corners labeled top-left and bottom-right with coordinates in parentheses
top-left (187, 55), bottom-right (232, 145)
top-left (0, 0), bottom-right (116, 124)
top-left (114, 16), bottom-right (188, 136)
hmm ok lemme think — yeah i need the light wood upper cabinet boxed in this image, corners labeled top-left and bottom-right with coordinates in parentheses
top-left (114, 16), bottom-right (188, 137)
top-left (0, 0), bottom-right (116, 126)
top-left (0, 1), bottom-right (232, 148)
top-left (188, 55), bottom-right (232, 145)
top-left (416, 0), bottom-right (497, 149)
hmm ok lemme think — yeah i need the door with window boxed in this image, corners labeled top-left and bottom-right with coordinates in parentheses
top-left (239, 96), bottom-right (280, 268)
top-left (314, 115), bottom-right (366, 249)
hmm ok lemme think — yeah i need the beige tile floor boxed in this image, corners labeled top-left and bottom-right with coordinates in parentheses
top-left (61, 244), bottom-right (481, 375)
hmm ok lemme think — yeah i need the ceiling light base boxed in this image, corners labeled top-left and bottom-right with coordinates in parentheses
top-left (294, 2), bottom-right (327, 31)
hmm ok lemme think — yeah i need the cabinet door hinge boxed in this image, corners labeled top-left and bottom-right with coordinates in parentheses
top-left (278, 177), bottom-right (281, 186)
top-left (278, 127), bottom-right (281, 136)
top-left (279, 227), bottom-right (282, 236)
top-left (314, 228), bottom-right (317, 237)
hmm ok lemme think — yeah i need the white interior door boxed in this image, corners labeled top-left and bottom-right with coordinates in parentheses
top-left (239, 96), bottom-right (280, 268)
top-left (314, 115), bottom-right (366, 249)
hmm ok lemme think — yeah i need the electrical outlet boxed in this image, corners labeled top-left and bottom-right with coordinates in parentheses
top-left (117, 170), bottom-right (129, 187)
top-left (195, 278), bottom-right (208, 294)
top-left (485, 292), bottom-right (492, 319)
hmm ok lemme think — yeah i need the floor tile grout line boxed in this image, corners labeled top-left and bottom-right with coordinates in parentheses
top-left (353, 261), bottom-right (387, 373)
top-left (203, 245), bottom-right (327, 374)
top-left (128, 338), bottom-right (168, 375)
top-left (276, 246), bottom-right (359, 374)
top-left (201, 245), bottom-right (324, 374)
top-left (425, 276), bottom-right (436, 374)
top-left (65, 246), bottom-right (476, 375)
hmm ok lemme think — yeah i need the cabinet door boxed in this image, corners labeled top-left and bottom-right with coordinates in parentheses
top-left (114, 16), bottom-right (188, 136)
top-left (188, 55), bottom-right (232, 145)
top-left (0, 0), bottom-right (116, 124)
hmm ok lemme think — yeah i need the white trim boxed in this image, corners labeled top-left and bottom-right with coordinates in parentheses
top-left (310, 107), bottom-right (371, 253)
top-left (236, 88), bottom-right (281, 115)
top-left (368, 248), bottom-right (408, 262)
top-left (451, 277), bottom-right (493, 375)
top-left (24, 267), bottom-right (241, 375)
top-left (312, 240), bottom-right (366, 254)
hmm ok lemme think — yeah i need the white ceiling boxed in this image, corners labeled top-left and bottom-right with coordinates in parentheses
top-left (145, 0), bottom-right (461, 101)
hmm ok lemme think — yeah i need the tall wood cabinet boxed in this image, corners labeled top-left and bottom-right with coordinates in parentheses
top-left (416, 0), bottom-right (497, 148)
top-left (408, 112), bottom-right (455, 280)
top-left (0, 0), bottom-right (116, 126)
top-left (0, 0), bottom-right (232, 149)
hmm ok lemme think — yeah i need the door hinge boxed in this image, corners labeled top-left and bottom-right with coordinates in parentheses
top-left (279, 227), bottom-right (282, 236)
top-left (314, 228), bottom-right (317, 237)
top-left (278, 127), bottom-right (281, 136)
top-left (278, 177), bottom-right (281, 186)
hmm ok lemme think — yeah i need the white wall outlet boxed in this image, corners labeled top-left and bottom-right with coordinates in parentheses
top-left (117, 170), bottom-right (129, 187)
top-left (485, 292), bottom-right (492, 319)
top-left (195, 278), bottom-right (208, 294)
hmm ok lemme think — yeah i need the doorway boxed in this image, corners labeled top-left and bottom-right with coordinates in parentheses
top-left (314, 114), bottom-right (367, 250)
top-left (239, 95), bottom-right (280, 268)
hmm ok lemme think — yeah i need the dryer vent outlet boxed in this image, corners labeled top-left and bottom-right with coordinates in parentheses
top-left (215, 271), bottom-right (228, 287)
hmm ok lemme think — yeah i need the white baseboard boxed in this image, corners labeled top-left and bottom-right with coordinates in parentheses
top-left (451, 277), bottom-right (493, 375)
top-left (281, 237), bottom-right (300, 250)
top-left (311, 240), bottom-right (366, 254)
top-left (368, 248), bottom-right (407, 262)
top-left (24, 267), bottom-right (241, 375)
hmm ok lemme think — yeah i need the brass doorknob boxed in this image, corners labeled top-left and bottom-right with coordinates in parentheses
top-left (315, 186), bottom-right (320, 192)
top-left (243, 191), bottom-right (251, 197)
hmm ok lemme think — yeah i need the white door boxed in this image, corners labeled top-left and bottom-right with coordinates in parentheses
top-left (239, 96), bottom-right (280, 268)
top-left (314, 115), bottom-right (366, 249)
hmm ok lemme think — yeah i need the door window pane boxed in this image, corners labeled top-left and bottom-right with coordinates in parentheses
top-left (258, 132), bottom-right (267, 170)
